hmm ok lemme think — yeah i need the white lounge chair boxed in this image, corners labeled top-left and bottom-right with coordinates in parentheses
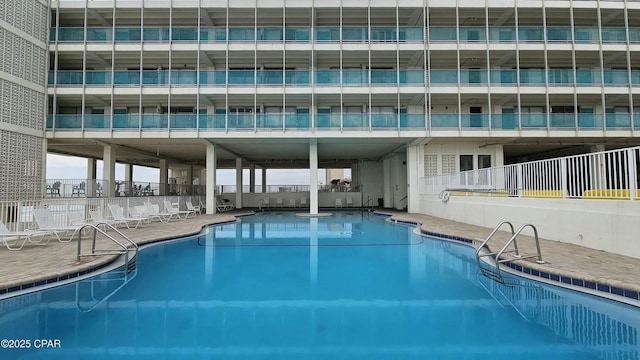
top-left (276, 197), bottom-right (283, 208)
top-left (163, 199), bottom-right (193, 219)
top-left (216, 196), bottom-right (235, 212)
top-left (346, 196), bottom-right (353, 207)
top-left (144, 203), bottom-right (176, 222)
top-left (89, 207), bottom-right (130, 228)
top-left (259, 197), bottom-right (270, 209)
top-left (32, 208), bottom-right (85, 242)
top-left (300, 197), bottom-right (307, 208)
top-left (335, 198), bottom-right (343, 208)
top-left (0, 221), bottom-right (53, 250)
top-left (288, 198), bottom-right (296, 207)
top-left (107, 204), bottom-right (147, 229)
top-left (185, 199), bottom-right (202, 215)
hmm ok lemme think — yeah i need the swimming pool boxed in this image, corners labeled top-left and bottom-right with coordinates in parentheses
top-left (0, 211), bottom-right (638, 359)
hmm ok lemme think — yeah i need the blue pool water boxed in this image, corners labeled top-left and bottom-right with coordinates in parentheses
top-left (0, 212), bottom-right (639, 359)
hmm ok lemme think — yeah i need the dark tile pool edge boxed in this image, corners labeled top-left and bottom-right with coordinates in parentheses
top-left (0, 218), bottom-right (240, 297)
top-left (418, 228), bottom-right (640, 303)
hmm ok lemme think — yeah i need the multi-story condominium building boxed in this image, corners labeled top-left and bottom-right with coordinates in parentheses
top-left (43, 0), bottom-right (640, 214)
top-left (0, 0), bottom-right (49, 200)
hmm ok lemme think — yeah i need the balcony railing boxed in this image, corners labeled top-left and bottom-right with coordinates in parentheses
top-left (45, 113), bottom-right (640, 131)
top-left (49, 26), bottom-right (640, 44)
top-left (48, 69), bottom-right (640, 87)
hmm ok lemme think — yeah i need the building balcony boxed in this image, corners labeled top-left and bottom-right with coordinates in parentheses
top-left (45, 113), bottom-right (640, 132)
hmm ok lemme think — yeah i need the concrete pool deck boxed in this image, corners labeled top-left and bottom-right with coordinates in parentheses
top-left (0, 209), bottom-right (639, 302)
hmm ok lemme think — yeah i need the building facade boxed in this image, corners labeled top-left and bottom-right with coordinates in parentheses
top-left (0, 0), bottom-right (49, 201)
top-left (45, 0), bottom-right (640, 213)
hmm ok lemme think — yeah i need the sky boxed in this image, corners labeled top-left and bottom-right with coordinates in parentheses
top-left (47, 153), bottom-right (348, 185)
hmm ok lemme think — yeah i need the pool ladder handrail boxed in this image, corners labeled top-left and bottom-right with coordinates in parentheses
top-left (76, 222), bottom-right (139, 278)
top-left (476, 221), bottom-right (545, 284)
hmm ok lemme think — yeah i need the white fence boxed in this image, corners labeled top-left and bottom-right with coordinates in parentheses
top-left (420, 146), bottom-right (640, 200)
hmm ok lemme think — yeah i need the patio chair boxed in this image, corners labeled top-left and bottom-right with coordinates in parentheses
top-left (276, 197), bottom-right (283, 208)
top-left (32, 208), bottom-right (85, 242)
top-left (335, 198), bottom-right (343, 208)
top-left (346, 196), bottom-right (353, 207)
top-left (215, 196), bottom-right (235, 212)
top-left (300, 197), bottom-right (307, 208)
top-left (107, 204), bottom-right (147, 229)
top-left (0, 221), bottom-right (54, 250)
top-left (288, 198), bottom-right (296, 208)
top-left (89, 207), bottom-right (130, 228)
top-left (259, 197), bottom-right (271, 209)
top-left (143, 203), bottom-right (176, 222)
top-left (163, 199), bottom-right (194, 219)
top-left (185, 199), bottom-right (202, 215)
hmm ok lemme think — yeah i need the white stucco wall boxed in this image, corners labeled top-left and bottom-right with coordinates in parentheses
top-left (419, 195), bottom-right (640, 259)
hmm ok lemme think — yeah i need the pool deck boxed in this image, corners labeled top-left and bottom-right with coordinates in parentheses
top-left (1, 209), bottom-right (639, 302)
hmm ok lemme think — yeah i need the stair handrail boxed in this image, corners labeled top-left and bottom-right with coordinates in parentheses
top-left (475, 220), bottom-right (516, 260)
top-left (496, 223), bottom-right (545, 265)
top-left (76, 222), bottom-right (139, 278)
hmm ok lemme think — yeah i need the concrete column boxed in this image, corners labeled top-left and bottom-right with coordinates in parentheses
top-left (159, 159), bottom-right (168, 195)
top-left (406, 145), bottom-right (420, 213)
top-left (103, 145), bottom-right (116, 197)
top-left (186, 165), bottom-right (194, 194)
top-left (249, 164), bottom-right (256, 193)
top-left (124, 163), bottom-right (134, 196)
top-left (206, 144), bottom-right (217, 214)
top-left (350, 162), bottom-right (359, 188)
top-left (383, 158), bottom-right (391, 208)
top-left (262, 166), bottom-right (267, 193)
top-left (310, 140), bottom-right (319, 214)
top-left (235, 158), bottom-right (243, 209)
top-left (87, 158), bottom-right (97, 197)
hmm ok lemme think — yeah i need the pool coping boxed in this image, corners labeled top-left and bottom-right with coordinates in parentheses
top-left (375, 211), bottom-right (640, 305)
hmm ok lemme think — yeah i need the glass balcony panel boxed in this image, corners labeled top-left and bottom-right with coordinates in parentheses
top-left (549, 113), bottom-right (576, 128)
top-left (285, 27), bottom-right (310, 42)
top-left (635, 114), bottom-right (640, 129)
top-left (55, 115), bottom-right (82, 129)
top-left (113, 114), bottom-right (139, 129)
top-left (87, 28), bottom-right (112, 42)
top-left (371, 114), bottom-right (397, 128)
top-left (546, 27), bottom-right (572, 42)
top-left (576, 70), bottom-right (601, 85)
top-left (228, 114), bottom-right (254, 129)
top-left (84, 115), bottom-right (110, 129)
top-left (115, 28), bottom-right (141, 42)
top-left (371, 70), bottom-right (397, 85)
top-left (574, 27), bottom-right (599, 43)
top-left (285, 114), bottom-right (310, 129)
top-left (343, 70), bottom-right (367, 85)
top-left (142, 70), bottom-right (169, 85)
top-left (461, 114), bottom-right (489, 128)
top-left (606, 113), bottom-right (631, 129)
top-left (228, 70), bottom-right (255, 85)
top-left (603, 70), bottom-right (628, 85)
top-left (259, 27), bottom-right (284, 41)
top-left (491, 114), bottom-right (517, 130)
top-left (370, 27), bottom-right (397, 42)
top-left (459, 27), bottom-right (486, 42)
top-left (49, 29), bottom-right (56, 42)
top-left (316, 114), bottom-right (341, 129)
top-left (578, 113), bottom-right (603, 129)
top-left (257, 114), bottom-right (284, 128)
top-left (170, 114), bottom-right (197, 129)
top-left (315, 27), bottom-right (340, 42)
top-left (399, 27), bottom-right (423, 42)
top-left (143, 28), bottom-right (170, 42)
top-left (228, 27), bottom-right (254, 41)
top-left (630, 28), bottom-right (640, 43)
top-left (547, 69), bottom-right (574, 85)
top-left (199, 70), bottom-right (226, 86)
top-left (400, 70), bottom-right (425, 85)
top-left (342, 27), bottom-right (368, 42)
top-left (488, 27), bottom-right (516, 42)
top-left (141, 114), bottom-right (168, 129)
top-left (518, 27), bottom-right (544, 42)
top-left (429, 27), bottom-right (457, 41)
top-left (55, 71), bottom-right (84, 85)
top-left (632, 70), bottom-right (640, 85)
top-left (431, 114), bottom-right (459, 128)
top-left (315, 70), bottom-right (340, 85)
top-left (285, 70), bottom-right (311, 85)
top-left (200, 28), bottom-right (226, 42)
top-left (114, 71), bottom-right (141, 86)
top-left (460, 69), bottom-right (488, 85)
top-left (57, 28), bottom-right (84, 41)
top-left (430, 70), bottom-right (458, 84)
top-left (400, 114), bottom-right (425, 128)
top-left (519, 69), bottom-right (546, 85)
top-left (601, 28), bottom-right (626, 43)
top-left (490, 70), bottom-right (517, 85)
top-left (172, 28), bottom-right (198, 41)
top-left (198, 115), bottom-right (226, 129)
top-left (520, 113), bottom-right (547, 128)
top-left (258, 70), bottom-right (284, 85)
top-left (343, 113), bottom-right (367, 128)
top-left (171, 71), bottom-right (198, 85)
top-left (47, 71), bottom-right (54, 85)
top-left (85, 71), bottom-right (110, 86)
top-left (46, 115), bottom-right (53, 129)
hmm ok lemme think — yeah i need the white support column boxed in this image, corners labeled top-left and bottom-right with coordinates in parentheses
top-left (406, 145), bottom-right (421, 213)
top-left (383, 158), bottom-right (391, 208)
top-left (103, 145), bottom-right (116, 197)
top-left (186, 165), bottom-right (194, 191)
top-left (87, 158), bottom-right (97, 197)
top-left (206, 144), bottom-right (217, 214)
top-left (310, 140), bottom-right (319, 214)
top-left (249, 164), bottom-right (255, 193)
top-left (159, 159), bottom-right (168, 196)
top-left (235, 158), bottom-right (243, 209)
top-left (262, 166), bottom-right (267, 193)
top-left (125, 163), bottom-right (133, 196)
